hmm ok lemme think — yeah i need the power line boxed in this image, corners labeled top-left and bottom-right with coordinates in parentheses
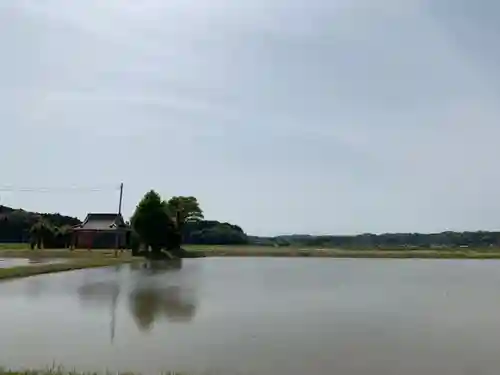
top-left (0, 184), bottom-right (121, 193)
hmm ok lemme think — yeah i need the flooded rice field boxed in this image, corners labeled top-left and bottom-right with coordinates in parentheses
top-left (1, 258), bottom-right (500, 375)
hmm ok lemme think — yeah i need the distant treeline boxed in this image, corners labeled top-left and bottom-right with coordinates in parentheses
top-left (0, 205), bottom-right (80, 243)
top-left (251, 232), bottom-right (500, 248)
top-left (0, 205), bottom-right (248, 246)
top-left (183, 220), bottom-right (248, 245)
top-left (2, 205), bottom-right (499, 248)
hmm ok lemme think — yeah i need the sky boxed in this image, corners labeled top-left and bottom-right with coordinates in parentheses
top-left (1, 0), bottom-right (500, 236)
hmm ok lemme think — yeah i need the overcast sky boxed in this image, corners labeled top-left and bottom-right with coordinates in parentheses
top-left (1, 0), bottom-right (499, 235)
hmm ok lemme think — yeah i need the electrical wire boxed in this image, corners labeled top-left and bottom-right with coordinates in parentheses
top-left (0, 184), bottom-right (121, 193)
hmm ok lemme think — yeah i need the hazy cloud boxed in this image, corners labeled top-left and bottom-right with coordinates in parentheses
top-left (1, 0), bottom-right (499, 235)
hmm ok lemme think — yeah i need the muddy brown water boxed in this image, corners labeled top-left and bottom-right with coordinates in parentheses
top-left (2, 258), bottom-right (500, 374)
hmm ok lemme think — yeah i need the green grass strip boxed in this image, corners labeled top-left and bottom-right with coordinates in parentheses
top-left (0, 259), bottom-right (137, 282)
top-left (0, 368), bottom-right (183, 375)
top-left (186, 245), bottom-right (500, 259)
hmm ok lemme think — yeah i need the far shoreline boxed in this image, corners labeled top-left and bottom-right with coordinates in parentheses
top-left (2, 244), bottom-right (500, 260)
top-left (1, 245), bottom-right (500, 281)
top-left (188, 246), bottom-right (500, 259)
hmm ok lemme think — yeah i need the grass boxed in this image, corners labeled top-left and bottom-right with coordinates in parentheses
top-left (2, 244), bottom-right (498, 285)
top-left (3, 244), bottom-right (500, 262)
top-left (0, 246), bottom-right (139, 281)
top-left (0, 243), bottom-right (28, 250)
top-left (0, 369), bottom-right (183, 375)
top-left (0, 257), bottom-right (139, 282)
top-left (0, 248), bottom-right (135, 259)
top-left (184, 244), bottom-right (500, 259)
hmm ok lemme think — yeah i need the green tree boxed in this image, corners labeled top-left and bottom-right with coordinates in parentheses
top-left (131, 190), bottom-right (178, 257)
top-left (55, 225), bottom-right (73, 248)
top-left (166, 196), bottom-right (204, 231)
top-left (30, 219), bottom-right (54, 249)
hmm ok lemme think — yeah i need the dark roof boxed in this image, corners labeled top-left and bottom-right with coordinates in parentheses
top-left (74, 213), bottom-right (127, 231)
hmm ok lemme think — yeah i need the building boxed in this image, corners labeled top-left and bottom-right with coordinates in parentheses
top-left (72, 213), bottom-right (130, 249)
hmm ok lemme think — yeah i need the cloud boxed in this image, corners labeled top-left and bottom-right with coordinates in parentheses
top-left (2, 0), bottom-right (500, 234)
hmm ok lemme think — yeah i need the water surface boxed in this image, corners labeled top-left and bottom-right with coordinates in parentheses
top-left (0, 257), bottom-right (67, 268)
top-left (1, 258), bottom-right (500, 375)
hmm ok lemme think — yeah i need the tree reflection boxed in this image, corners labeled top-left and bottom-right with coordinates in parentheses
top-left (76, 260), bottom-right (198, 335)
top-left (128, 260), bottom-right (197, 331)
top-left (129, 285), bottom-right (197, 332)
top-left (130, 259), bottom-right (183, 274)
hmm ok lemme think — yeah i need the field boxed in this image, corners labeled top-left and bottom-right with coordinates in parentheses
top-left (0, 246), bottom-right (134, 259)
top-left (182, 244), bottom-right (500, 259)
top-left (3, 243), bottom-right (500, 260)
top-left (0, 245), bottom-right (137, 281)
top-left (0, 258), bottom-right (137, 282)
top-left (0, 370), bottom-right (181, 375)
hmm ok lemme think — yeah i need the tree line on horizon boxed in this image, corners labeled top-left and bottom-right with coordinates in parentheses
top-left (1, 200), bottom-right (500, 250)
top-left (254, 232), bottom-right (500, 249)
top-left (0, 193), bottom-right (248, 249)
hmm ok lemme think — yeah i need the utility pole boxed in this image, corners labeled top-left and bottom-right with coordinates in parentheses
top-left (118, 183), bottom-right (123, 215)
top-left (115, 183), bottom-right (125, 255)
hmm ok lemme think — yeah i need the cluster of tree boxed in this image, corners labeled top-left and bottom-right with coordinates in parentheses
top-left (183, 220), bottom-right (248, 245)
top-left (29, 221), bottom-right (74, 249)
top-left (251, 231), bottom-right (500, 249)
top-left (4, 200), bottom-right (500, 250)
top-left (131, 191), bottom-right (250, 258)
top-left (0, 195), bottom-right (248, 249)
top-left (0, 205), bottom-right (80, 244)
top-left (130, 191), bottom-right (185, 258)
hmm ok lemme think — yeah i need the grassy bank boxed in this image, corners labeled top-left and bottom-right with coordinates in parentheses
top-left (3, 244), bottom-right (500, 260)
top-left (185, 244), bottom-right (500, 259)
top-left (0, 248), bottom-right (134, 259)
top-left (0, 258), bottom-right (138, 282)
top-left (0, 370), bottom-right (181, 375)
top-left (0, 243), bottom-right (28, 251)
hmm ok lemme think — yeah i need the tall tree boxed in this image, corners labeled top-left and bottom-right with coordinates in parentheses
top-left (30, 219), bottom-right (54, 249)
top-left (166, 196), bottom-right (204, 231)
top-left (55, 225), bottom-right (73, 249)
top-left (131, 190), bottom-right (176, 256)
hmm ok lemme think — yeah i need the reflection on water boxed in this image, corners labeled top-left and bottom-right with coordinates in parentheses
top-left (132, 259), bottom-right (183, 273)
top-left (77, 260), bottom-right (197, 334)
top-left (4, 258), bottom-right (500, 374)
top-left (129, 285), bottom-right (196, 331)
